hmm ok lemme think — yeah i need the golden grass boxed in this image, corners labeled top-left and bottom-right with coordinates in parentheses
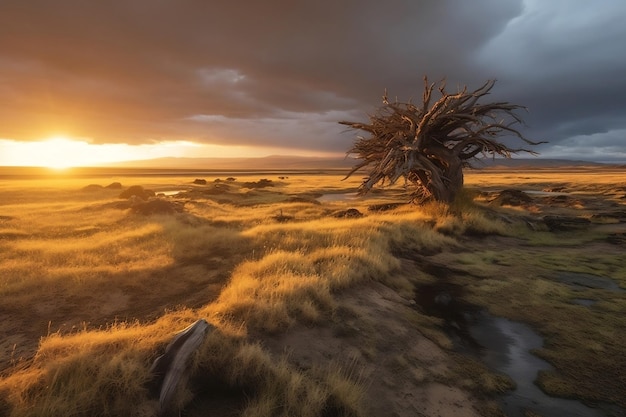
top-left (1, 168), bottom-right (625, 416)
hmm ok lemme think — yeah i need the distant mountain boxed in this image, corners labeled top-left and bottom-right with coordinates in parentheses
top-left (99, 155), bottom-right (616, 170)
top-left (101, 155), bottom-right (356, 170)
top-left (472, 158), bottom-right (609, 169)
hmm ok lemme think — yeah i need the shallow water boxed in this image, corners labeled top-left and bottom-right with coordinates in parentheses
top-left (159, 190), bottom-right (185, 196)
top-left (468, 315), bottom-right (607, 417)
top-left (317, 192), bottom-right (358, 202)
top-left (413, 282), bottom-right (613, 417)
top-left (524, 190), bottom-right (570, 196)
top-left (555, 271), bottom-right (625, 293)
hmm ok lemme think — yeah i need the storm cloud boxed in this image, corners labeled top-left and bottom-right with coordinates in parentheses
top-left (1, 0), bottom-right (625, 161)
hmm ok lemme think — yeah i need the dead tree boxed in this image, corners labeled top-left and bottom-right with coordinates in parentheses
top-left (340, 78), bottom-right (544, 203)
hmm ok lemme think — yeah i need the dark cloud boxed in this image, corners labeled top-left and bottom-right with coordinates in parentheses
top-left (0, 0), bottom-right (625, 160)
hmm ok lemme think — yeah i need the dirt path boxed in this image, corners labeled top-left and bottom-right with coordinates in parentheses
top-left (262, 280), bottom-right (488, 417)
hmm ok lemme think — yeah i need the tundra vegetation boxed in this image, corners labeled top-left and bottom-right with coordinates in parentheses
top-left (0, 168), bottom-right (624, 417)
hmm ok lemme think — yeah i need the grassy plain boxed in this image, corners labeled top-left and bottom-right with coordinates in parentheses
top-left (0, 167), bottom-right (624, 416)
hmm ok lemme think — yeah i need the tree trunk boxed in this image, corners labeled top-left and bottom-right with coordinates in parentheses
top-left (419, 156), bottom-right (463, 204)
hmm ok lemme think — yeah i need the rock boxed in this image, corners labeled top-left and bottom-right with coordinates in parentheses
top-left (368, 202), bottom-right (406, 212)
top-left (192, 178), bottom-right (207, 185)
top-left (105, 182), bottom-right (122, 189)
top-left (490, 189), bottom-right (533, 206)
top-left (543, 215), bottom-right (591, 232)
top-left (81, 184), bottom-right (104, 192)
top-left (226, 177), bottom-right (236, 182)
top-left (119, 185), bottom-right (155, 200)
top-left (242, 179), bottom-right (274, 188)
top-left (333, 208), bottom-right (363, 218)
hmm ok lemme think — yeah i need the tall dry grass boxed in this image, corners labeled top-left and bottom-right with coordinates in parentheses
top-left (0, 172), bottom-right (506, 416)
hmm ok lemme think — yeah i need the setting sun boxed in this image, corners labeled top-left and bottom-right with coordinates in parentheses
top-left (30, 137), bottom-right (82, 169)
top-left (0, 137), bottom-right (334, 168)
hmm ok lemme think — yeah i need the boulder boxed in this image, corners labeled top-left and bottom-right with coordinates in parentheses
top-left (543, 215), bottom-right (591, 232)
top-left (119, 185), bottom-right (155, 200)
top-left (105, 182), bottom-right (123, 189)
top-left (490, 189), bottom-right (533, 206)
top-left (242, 179), bottom-right (274, 188)
top-left (192, 178), bottom-right (207, 185)
top-left (81, 184), bottom-right (104, 192)
top-left (333, 208), bottom-right (363, 218)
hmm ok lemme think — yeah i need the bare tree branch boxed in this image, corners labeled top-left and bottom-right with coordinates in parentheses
top-left (339, 78), bottom-right (544, 203)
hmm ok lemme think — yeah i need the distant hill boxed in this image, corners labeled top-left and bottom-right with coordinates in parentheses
top-left (472, 158), bottom-right (609, 169)
top-left (100, 155), bottom-right (616, 170)
top-left (102, 155), bottom-right (356, 170)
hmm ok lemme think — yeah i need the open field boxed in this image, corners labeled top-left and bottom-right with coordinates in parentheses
top-left (0, 167), bottom-right (625, 417)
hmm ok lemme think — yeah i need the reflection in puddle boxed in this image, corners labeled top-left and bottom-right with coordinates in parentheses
top-left (525, 190), bottom-right (570, 196)
top-left (413, 282), bottom-right (612, 417)
top-left (159, 190), bottom-right (185, 196)
top-left (317, 193), bottom-right (359, 202)
top-left (555, 271), bottom-right (625, 293)
top-left (468, 315), bottom-right (607, 417)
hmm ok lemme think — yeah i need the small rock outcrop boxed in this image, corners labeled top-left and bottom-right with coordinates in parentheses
top-left (333, 208), bottom-right (363, 218)
top-left (242, 179), bottom-right (273, 188)
top-left (543, 215), bottom-right (591, 231)
top-left (192, 179), bottom-right (207, 185)
top-left (82, 184), bottom-right (104, 192)
top-left (368, 202), bottom-right (405, 212)
top-left (119, 185), bottom-right (155, 200)
top-left (490, 189), bottom-right (533, 206)
top-left (105, 182), bottom-right (123, 189)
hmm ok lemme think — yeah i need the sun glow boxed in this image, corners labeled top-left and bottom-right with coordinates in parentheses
top-left (34, 137), bottom-right (82, 169)
top-left (0, 136), bottom-right (104, 169)
top-left (0, 136), bottom-right (338, 168)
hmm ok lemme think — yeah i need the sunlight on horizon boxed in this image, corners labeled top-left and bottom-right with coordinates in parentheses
top-left (0, 137), bottom-right (333, 168)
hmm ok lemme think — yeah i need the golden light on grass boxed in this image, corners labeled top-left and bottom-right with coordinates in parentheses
top-left (0, 169), bottom-right (625, 416)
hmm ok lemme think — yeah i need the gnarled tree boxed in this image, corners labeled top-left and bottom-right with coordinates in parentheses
top-left (340, 78), bottom-right (543, 203)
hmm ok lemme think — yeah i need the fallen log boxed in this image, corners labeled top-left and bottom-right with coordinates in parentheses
top-left (150, 319), bottom-right (213, 416)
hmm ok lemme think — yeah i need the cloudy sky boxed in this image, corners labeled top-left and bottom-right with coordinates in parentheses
top-left (1, 0), bottom-right (625, 165)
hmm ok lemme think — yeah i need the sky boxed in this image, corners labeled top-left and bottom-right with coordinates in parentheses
top-left (1, 0), bottom-right (625, 166)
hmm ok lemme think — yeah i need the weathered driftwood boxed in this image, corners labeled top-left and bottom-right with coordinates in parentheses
top-left (150, 319), bottom-right (213, 416)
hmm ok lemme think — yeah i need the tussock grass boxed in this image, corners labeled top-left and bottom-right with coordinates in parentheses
top-left (0, 173), bottom-right (438, 415)
top-left (2, 169), bottom-right (624, 415)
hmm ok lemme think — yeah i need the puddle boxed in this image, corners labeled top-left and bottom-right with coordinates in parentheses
top-left (525, 190), bottom-right (570, 196)
top-left (468, 315), bottom-right (608, 417)
top-left (555, 271), bottom-right (624, 293)
top-left (159, 190), bottom-right (185, 196)
top-left (413, 281), bottom-right (613, 417)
